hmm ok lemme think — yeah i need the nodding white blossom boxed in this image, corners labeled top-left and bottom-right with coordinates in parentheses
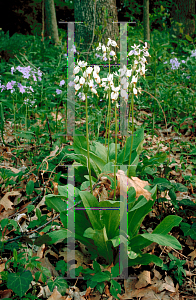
top-left (120, 77), bottom-right (127, 85)
top-left (78, 60), bottom-right (87, 68)
top-left (93, 71), bottom-right (99, 79)
top-left (107, 38), bottom-right (118, 47)
top-left (127, 69), bottom-right (132, 77)
top-left (110, 50), bottom-right (116, 58)
top-left (133, 87), bottom-right (137, 96)
top-left (121, 89), bottom-right (128, 100)
top-left (94, 65), bottom-right (100, 73)
top-left (131, 75), bottom-right (138, 85)
top-left (74, 76), bottom-right (80, 83)
top-left (74, 83), bottom-right (81, 94)
top-left (91, 88), bottom-right (98, 96)
top-left (112, 85), bottom-right (120, 93)
top-left (95, 76), bottom-right (101, 85)
top-left (88, 79), bottom-right (94, 88)
top-left (111, 91), bottom-right (119, 102)
top-left (73, 66), bottom-right (80, 75)
top-left (83, 70), bottom-right (87, 79)
top-left (79, 77), bottom-right (85, 86)
top-left (86, 67), bottom-right (93, 75)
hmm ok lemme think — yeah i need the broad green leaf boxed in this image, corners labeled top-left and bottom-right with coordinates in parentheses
top-left (153, 215), bottom-right (182, 235)
top-left (45, 195), bottom-right (67, 213)
top-left (128, 253), bottom-right (163, 267)
top-left (7, 271), bottom-right (33, 297)
top-left (128, 197), bottom-right (154, 238)
top-left (110, 279), bottom-right (121, 299)
top-left (110, 234), bottom-right (127, 247)
top-left (141, 233), bottom-right (182, 250)
top-left (91, 141), bottom-right (108, 163)
top-left (99, 200), bottom-right (120, 240)
top-left (79, 191), bottom-right (102, 230)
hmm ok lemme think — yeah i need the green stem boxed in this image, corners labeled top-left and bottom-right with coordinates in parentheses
top-left (113, 102), bottom-right (118, 200)
top-left (122, 96), bottom-right (132, 162)
top-left (85, 93), bottom-right (93, 194)
top-left (127, 93), bottom-right (134, 177)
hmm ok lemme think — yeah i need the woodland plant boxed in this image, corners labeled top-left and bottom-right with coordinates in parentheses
top-left (45, 38), bottom-right (182, 279)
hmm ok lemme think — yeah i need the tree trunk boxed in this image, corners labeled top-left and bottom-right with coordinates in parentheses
top-left (170, 0), bottom-right (195, 36)
top-left (74, 0), bottom-right (119, 55)
top-left (44, 0), bottom-right (59, 43)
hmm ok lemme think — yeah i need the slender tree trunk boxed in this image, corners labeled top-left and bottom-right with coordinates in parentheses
top-left (74, 0), bottom-right (119, 54)
top-left (44, 0), bottom-right (59, 44)
top-left (170, 0), bottom-right (195, 36)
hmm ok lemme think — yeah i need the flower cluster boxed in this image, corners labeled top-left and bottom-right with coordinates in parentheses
top-left (71, 38), bottom-right (150, 105)
top-left (170, 58), bottom-right (180, 70)
top-left (11, 66), bottom-right (42, 81)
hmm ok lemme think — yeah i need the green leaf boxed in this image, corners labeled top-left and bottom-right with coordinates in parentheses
top-left (26, 180), bottom-right (34, 195)
top-left (128, 197), bottom-right (154, 238)
top-left (45, 195), bottom-right (67, 213)
top-left (110, 279), bottom-right (121, 299)
top-left (128, 253), bottom-right (163, 267)
top-left (91, 271), bottom-right (111, 282)
top-left (48, 277), bottom-right (68, 294)
top-left (79, 191), bottom-right (102, 230)
top-left (141, 233), bottom-right (182, 250)
top-left (153, 215), bottom-right (182, 235)
top-left (185, 35), bottom-right (193, 42)
top-left (7, 270), bottom-right (33, 297)
top-left (56, 260), bottom-right (67, 275)
top-left (111, 263), bottom-right (120, 277)
top-left (47, 229), bottom-right (68, 244)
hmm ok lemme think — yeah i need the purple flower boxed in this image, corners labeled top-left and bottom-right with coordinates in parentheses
top-left (68, 81), bottom-right (75, 87)
top-left (11, 67), bottom-right (15, 75)
top-left (186, 76), bottom-right (191, 79)
top-left (181, 60), bottom-right (186, 63)
top-left (56, 89), bottom-right (62, 95)
top-left (59, 80), bottom-right (65, 87)
top-left (103, 57), bottom-right (107, 61)
top-left (163, 61), bottom-right (167, 64)
top-left (6, 82), bottom-right (14, 90)
top-left (29, 86), bottom-right (34, 93)
top-left (64, 54), bottom-right (67, 58)
top-left (33, 74), bottom-right (37, 82)
top-left (95, 53), bottom-right (102, 58)
top-left (1, 85), bottom-right (5, 92)
top-left (18, 83), bottom-right (26, 94)
top-left (170, 58), bottom-right (180, 70)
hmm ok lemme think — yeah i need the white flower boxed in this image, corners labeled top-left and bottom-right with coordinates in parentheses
top-left (83, 70), bottom-right (87, 78)
top-left (133, 87), bottom-right (137, 96)
top-left (94, 65), bottom-right (100, 73)
top-left (121, 89), bottom-right (128, 100)
top-left (88, 79), bottom-right (94, 88)
top-left (107, 74), bottom-right (113, 83)
top-left (131, 75), bottom-right (138, 85)
top-left (102, 45), bottom-right (106, 53)
top-left (74, 76), bottom-right (79, 83)
top-left (78, 60), bottom-right (87, 67)
top-left (111, 91), bottom-right (119, 101)
top-left (79, 77), bottom-right (85, 85)
top-left (119, 65), bottom-right (127, 76)
top-left (110, 50), bottom-right (116, 57)
top-left (73, 66), bottom-right (80, 74)
top-left (91, 88), bottom-right (98, 96)
top-left (127, 69), bottom-right (132, 77)
top-left (96, 42), bottom-right (102, 51)
top-left (93, 71), bottom-right (99, 79)
top-left (95, 76), bottom-right (101, 85)
top-left (112, 85), bottom-right (120, 92)
top-left (120, 77), bottom-right (127, 85)
top-left (107, 38), bottom-right (118, 47)
top-left (74, 83), bottom-right (81, 92)
top-left (86, 67), bottom-right (93, 75)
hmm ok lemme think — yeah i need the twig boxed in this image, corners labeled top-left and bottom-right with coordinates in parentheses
top-left (3, 200), bottom-right (82, 244)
